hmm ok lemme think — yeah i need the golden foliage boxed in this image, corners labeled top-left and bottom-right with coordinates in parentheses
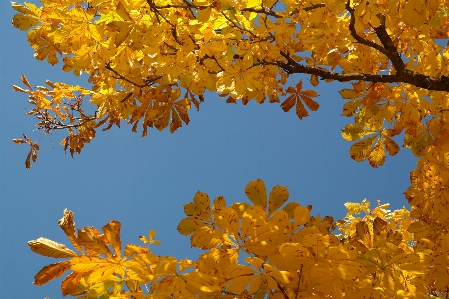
top-left (11, 0), bottom-right (449, 297)
top-left (10, 0), bottom-right (449, 169)
top-left (28, 179), bottom-right (449, 298)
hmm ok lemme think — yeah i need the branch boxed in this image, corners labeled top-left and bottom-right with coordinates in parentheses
top-left (54, 116), bottom-right (97, 130)
top-left (273, 276), bottom-right (290, 299)
top-left (373, 13), bottom-right (405, 73)
top-left (346, 1), bottom-right (405, 73)
top-left (105, 62), bottom-right (148, 88)
top-left (304, 3), bottom-right (325, 12)
top-left (275, 51), bottom-right (449, 92)
top-left (241, 7), bottom-right (282, 18)
top-left (345, 0), bottom-right (389, 57)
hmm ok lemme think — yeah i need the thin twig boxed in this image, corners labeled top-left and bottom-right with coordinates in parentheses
top-left (221, 11), bottom-right (257, 38)
top-left (105, 62), bottom-right (148, 88)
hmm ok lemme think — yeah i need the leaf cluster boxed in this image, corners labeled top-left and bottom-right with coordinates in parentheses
top-left (29, 179), bottom-right (449, 298)
top-left (10, 0), bottom-right (449, 169)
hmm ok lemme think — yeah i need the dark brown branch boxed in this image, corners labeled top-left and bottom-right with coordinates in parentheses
top-left (273, 275), bottom-right (290, 299)
top-left (295, 266), bottom-right (303, 299)
top-left (241, 7), bottom-right (282, 18)
top-left (121, 92), bottom-right (134, 103)
top-left (269, 1), bottom-right (449, 91)
top-left (346, 0), bottom-right (389, 57)
top-left (146, 0), bottom-right (173, 25)
top-left (373, 13), bottom-right (405, 72)
top-left (275, 52), bottom-right (449, 92)
top-left (304, 3), bottom-right (325, 12)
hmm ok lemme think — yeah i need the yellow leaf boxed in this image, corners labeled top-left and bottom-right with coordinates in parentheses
top-left (12, 85), bottom-right (28, 92)
top-left (109, 21), bottom-right (133, 46)
top-left (403, 0), bottom-right (424, 27)
top-left (177, 218), bottom-right (200, 235)
top-left (77, 227), bottom-right (112, 256)
top-left (425, 0), bottom-right (439, 16)
top-left (339, 89), bottom-right (361, 99)
top-left (197, 7), bottom-right (212, 23)
top-left (309, 7), bottom-right (325, 23)
top-left (11, 2), bottom-right (36, 15)
top-left (226, 265), bottom-right (255, 293)
top-left (245, 179), bottom-right (267, 210)
top-left (12, 13), bottom-right (39, 30)
top-left (70, 256), bottom-right (102, 272)
top-left (87, 280), bottom-right (119, 297)
top-left (193, 191), bottom-right (212, 221)
top-left (368, 138), bottom-right (386, 168)
top-left (342, 100), bottom-right (363, 117)
top-left (268, 185), bottom-right (289, 215)
top-left (383, 135), bottom-right (399, 156)
top-left (293, 205), bottom-right (310, 228)
top-left (123, 244), bottom-right (148, 258)
top-left (33, 261), bottom-right (72, 286)
top-left (341, 124), bottom-right (369, 141)
top-left (58, 209), bottom-right (82, 253)
top-left (115, 1), bottom-right (132, 21)
top-left (36, 98), bottom-right (51, 108)
top-left (28, 238), bottom-right (78, 258)
top-left (350, 136), bottom-right (376, 162)
top-left (191, 227), bottom-right (225, 249)
top-left (21, 74), bottom-right (33, 90)
top-left (102, 220), bottom-right (121, 256)
top-left (226, 264), bottom-right (255, 278)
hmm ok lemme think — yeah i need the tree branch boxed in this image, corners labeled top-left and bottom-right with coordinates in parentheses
top-left (373, 13), bottom-right (405, 73)
top-left (270, 2), bottom-right (449, 92)
top-left (275, 51), bottom-right (449, 92)
top-left (345, 0), bottom-right (390, 57)
top-left (105, 62), bottom-right (149, 88)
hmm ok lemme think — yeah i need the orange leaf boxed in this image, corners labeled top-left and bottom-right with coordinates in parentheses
top-left (301, 95), bottom-right (320, 111)
top-left (281, 95), bottom-right (296, 112)
top-left (33, 261), bottom-right (72, 286)
top-left (295, 99), bottom-right (309, 119)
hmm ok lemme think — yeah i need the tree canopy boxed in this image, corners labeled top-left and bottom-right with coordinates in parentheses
top-left (10, 0), bottom-right (449, 298)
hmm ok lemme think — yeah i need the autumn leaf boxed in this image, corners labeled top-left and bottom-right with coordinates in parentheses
top-left (28, 238), bottom-right (78, 258)
top-left (349, 136), bottom-right (377, 162)
top-left (281, 80), bottom-right (320, 120)
top-left (33, 261), bottom-right (72, 286)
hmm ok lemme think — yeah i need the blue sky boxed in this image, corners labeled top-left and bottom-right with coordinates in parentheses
top-left (0, 1), bottom-right (418, 298)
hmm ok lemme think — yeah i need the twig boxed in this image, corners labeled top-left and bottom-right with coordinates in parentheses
top-left (221, 11), bottom-right (257, 38)
top-left (105, 62), bottom-right (148, 88)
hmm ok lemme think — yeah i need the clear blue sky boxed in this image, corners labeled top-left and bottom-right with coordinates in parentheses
top-left (1, 2), bottom-right (417, 298)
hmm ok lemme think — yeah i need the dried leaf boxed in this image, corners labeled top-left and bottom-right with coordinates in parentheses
top-left (28, 237), bottom-right (78, 258)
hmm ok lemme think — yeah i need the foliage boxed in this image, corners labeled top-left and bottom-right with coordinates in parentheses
top-left (29, 179), bottom-right (449, 298)
top-left (10, 0), bottom-right (449, 168)
top-left (10, 0), bottom-right (449, 298)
